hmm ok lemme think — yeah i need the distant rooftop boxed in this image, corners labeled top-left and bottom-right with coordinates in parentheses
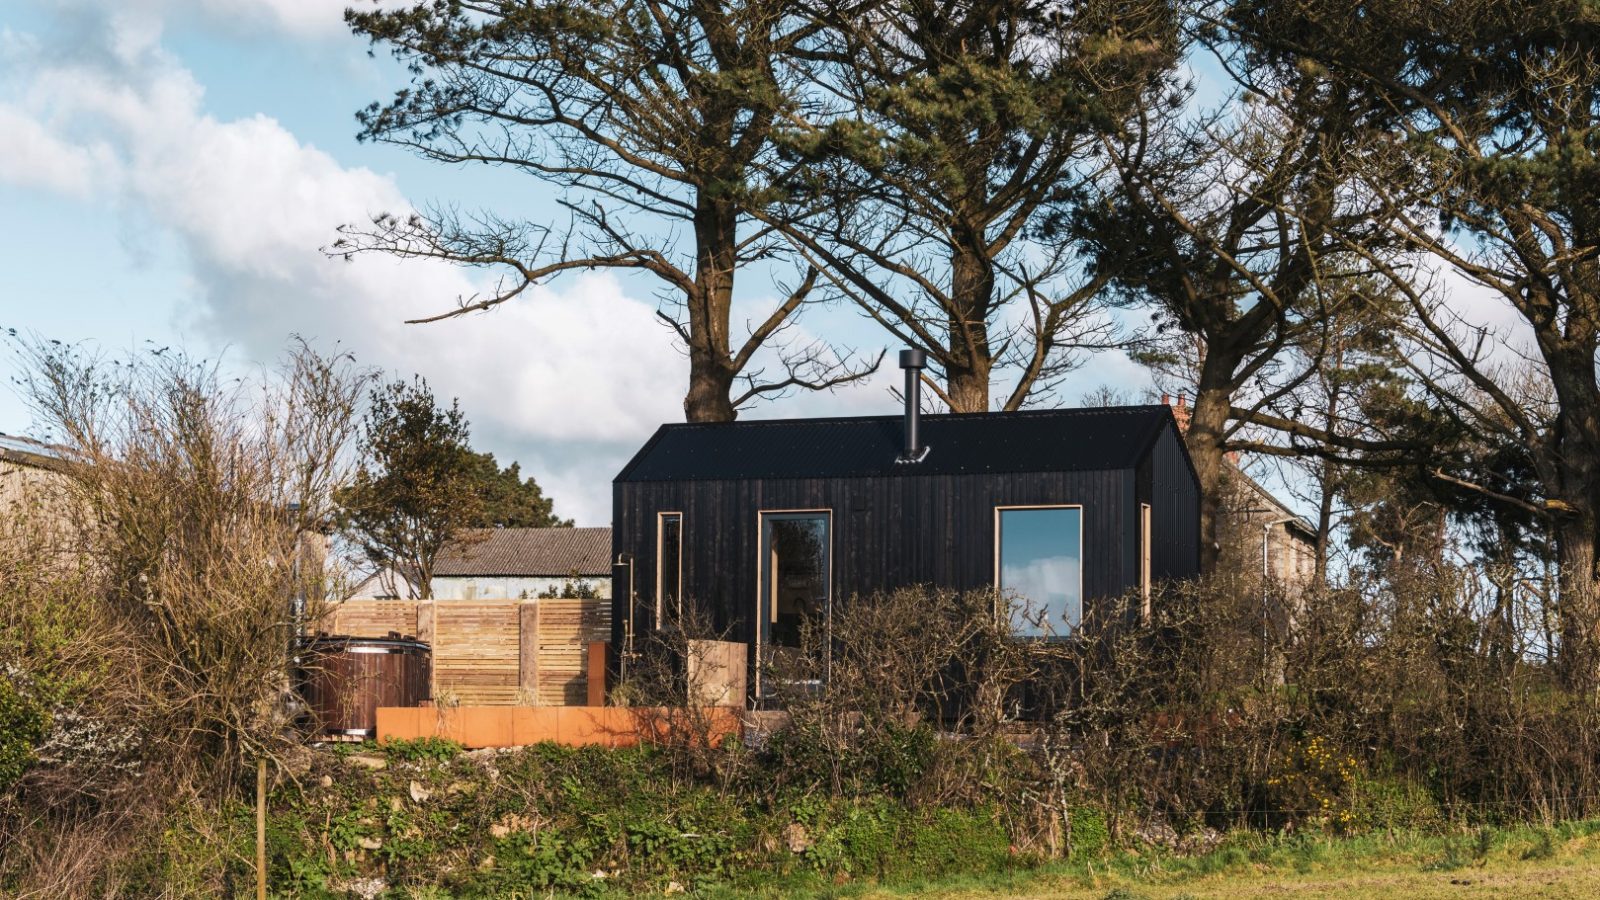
top-left (433, 527), bottom-right (611, 578)
top-left (0, 433), bottom-right (71, 468)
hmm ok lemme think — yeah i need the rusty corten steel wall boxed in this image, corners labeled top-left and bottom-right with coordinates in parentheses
top-left (298, 636), bottom-right (431, 739)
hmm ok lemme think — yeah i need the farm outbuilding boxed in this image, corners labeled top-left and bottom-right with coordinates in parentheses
top-left (348, 526), bottom-right (612, 600)
top-left (431, 526), bottom-right (612, 600)
top-left (610, 352), bottom-right (1202, 702)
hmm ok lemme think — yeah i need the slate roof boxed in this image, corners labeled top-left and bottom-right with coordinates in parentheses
top-left (433, 527), bottom-right (611, 577)
top-left (616, 406), bottom-right (1181, 482)
top-left (1234, 466), bottom-right (1317, 538)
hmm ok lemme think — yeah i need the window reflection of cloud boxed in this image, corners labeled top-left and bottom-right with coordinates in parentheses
top-left (1004, 555), bottom-right (1082, 633)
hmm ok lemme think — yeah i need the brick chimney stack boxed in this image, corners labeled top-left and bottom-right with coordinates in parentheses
top-left (1164, 392), bottom-right (1192, 435)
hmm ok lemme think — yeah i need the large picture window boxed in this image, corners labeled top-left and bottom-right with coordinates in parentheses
top-left (656, 512), bottom-right (682, 627)
top-left (996, 505), bottom-right (1083, 637)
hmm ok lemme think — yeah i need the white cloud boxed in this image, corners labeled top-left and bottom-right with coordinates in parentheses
top-left (0, 107), bottom-right (113, 196)
top-left (0, 15), bottom-right (682, 523)
top-left (196, 0), bottom-right (350, 37)
top-left (20, 0), bottom-right (355, 41)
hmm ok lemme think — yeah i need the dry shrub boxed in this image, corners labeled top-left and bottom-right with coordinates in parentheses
top-left (739, 567), bottom-right (1600, 847)
top-left (1048, 564), bottom-right (1600, 837)
top-left (0, 338), bottom-right (367, 896)
top-left (762, 586), bottom-right (1047, 805)
top-left (613, 602), bottom-right (756, 788)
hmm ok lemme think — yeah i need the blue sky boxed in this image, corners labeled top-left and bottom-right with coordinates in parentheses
top-left (5, 1), bottom-right (1319, 525)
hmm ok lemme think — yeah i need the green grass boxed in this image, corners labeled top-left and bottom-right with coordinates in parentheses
top-left (693, 818), bottom-right (1600, 899)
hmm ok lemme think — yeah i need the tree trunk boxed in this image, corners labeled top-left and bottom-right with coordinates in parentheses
top-left (1312, 459), bottom-right (1335, 587)
top-left (944, 354), bottom-right (992, 413)
top-left (943, 236), bottom-right (995, 413)
top-left (684, 195), bottom-right (740, 423)
top-left (1540, 333), bottom-right (1600, 687)
top-left (1555, 516), bottom-right (1600, 688)
top-left (1187, 349), bottom-right (1243, 575)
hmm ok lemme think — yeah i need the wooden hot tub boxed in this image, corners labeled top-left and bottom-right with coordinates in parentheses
top-left (297, 635), bottom-right (431, 740)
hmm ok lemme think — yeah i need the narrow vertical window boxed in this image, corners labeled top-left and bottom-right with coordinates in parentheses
top-left (1140, 503), bottom-right (1153, 622)
top-left (656, 512), bottom-right (682, 628)
top-left (995, 506), bottom-right (1083, 638)
top-left (1139, 499), bottom-right (1152, 621)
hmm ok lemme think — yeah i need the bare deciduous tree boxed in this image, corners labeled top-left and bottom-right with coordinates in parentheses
top-left (10, 337), bottom-right (368, 789)
top-left (339, 0), bottom-right (880, 422)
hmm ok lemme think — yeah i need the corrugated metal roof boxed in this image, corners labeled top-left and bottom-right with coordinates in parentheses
top-left (615, 406), bottom-right (1177, 482)
top-left (0, 433), bottom-right (73, 471)
top-left (433, 527), bottom-right (611, 577)
top-left (0, 433), bottom-right (65, 458)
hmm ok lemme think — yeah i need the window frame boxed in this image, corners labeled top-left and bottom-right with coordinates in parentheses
top-left (753, 508), bottom-right (833, 697)
top-left (993, 503), bottom-right (1085, 640)
top-left (1140, 502), bottom-right (1153, 623)
top-left (655, 511), bottom-right (683, 629)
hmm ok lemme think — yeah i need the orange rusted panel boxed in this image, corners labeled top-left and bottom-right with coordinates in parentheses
top-left (376, 705), bottom-right (743, 749)
top-left (586, 641), bottom-right (608, 706)
top-left (456, 707), bottom-right (512, 748)
top-left (376, 707), bottom-right (421, 742)
top-left (510, 707), bottom-right (558, 745)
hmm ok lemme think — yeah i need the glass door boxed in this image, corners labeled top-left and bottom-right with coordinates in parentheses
top-left (757, 511), bottom-right (831, 695)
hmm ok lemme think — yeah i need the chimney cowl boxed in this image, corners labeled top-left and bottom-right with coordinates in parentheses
top-left (897, 348), bottom-right (930, 464)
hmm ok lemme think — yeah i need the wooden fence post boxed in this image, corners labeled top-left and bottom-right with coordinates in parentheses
top-left (587, 641), bottom-right (608, 707)
top-left (415, 600), bottom-right (435, 645)
top-left (256, 757), bottom-right (267, 900)
top-left (519, 601), bottom-right (540, 705)
top-left (416, 601), bottom-right (436, 700)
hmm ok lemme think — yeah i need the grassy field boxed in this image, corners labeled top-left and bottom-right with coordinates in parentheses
top-left (711, 819), bottom-right (1600, 900)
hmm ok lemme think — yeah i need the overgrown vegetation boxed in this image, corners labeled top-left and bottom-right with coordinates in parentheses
top-left (7, 338), bottom-right (1600, 895)
top-left (6, 2), bottom-right (1600, 893)
top-left (0, 339), bottom-right (366, 896)
top-left (11, 561), bottom-right (1599, 897)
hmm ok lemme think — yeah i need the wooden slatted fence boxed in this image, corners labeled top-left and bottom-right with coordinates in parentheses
top-left (535, 600), bottom-right (611, 705)
top-left (435, 602), bottom-right (521, 705)
top-left (321, 600), bottom-right (418, 639)
top-left (318, 598), bottom-right (610, 706)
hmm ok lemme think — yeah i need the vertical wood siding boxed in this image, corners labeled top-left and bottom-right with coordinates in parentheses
top-left (615, 466), bottom-right (1166, 652)
top-left (1146, 426), bottom-right (1202, 582)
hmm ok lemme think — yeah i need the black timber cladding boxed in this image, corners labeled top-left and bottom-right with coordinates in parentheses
top-left (611, 405), bottom-right (1202, 684)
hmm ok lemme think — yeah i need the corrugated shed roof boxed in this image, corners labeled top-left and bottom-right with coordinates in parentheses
top-left (0, 433), bottom-right (71, 469)
top-left (615, 406), bottom-right (1178, 482)
top-left (433, 527), bottom-right (611, 577)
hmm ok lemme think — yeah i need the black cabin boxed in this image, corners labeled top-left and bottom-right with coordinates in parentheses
top-left (611, 354), bottom-right (1201, 701)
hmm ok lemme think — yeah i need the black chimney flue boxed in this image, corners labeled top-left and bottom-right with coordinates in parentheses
top-left (897, 348), bottom-right (929, 463)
